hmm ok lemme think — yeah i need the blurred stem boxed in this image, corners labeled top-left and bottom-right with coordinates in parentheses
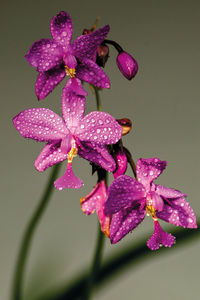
top-left (94, 86), bottom-right (102, 111)
top-left (11, 164), bottom-right (61, 300)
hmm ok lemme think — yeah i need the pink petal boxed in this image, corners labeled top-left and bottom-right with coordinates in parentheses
top-left (36, 67), bottom-right (66, 100)
top-left (136, 157), bottom-right (167, 192)
top-left (62, 78), bottom-right (87, 129)
top-left (147, 220), bottom-right (175, 250)
top-left (50, 11), bottom-right (73, 50)
top-left (151, 192), bottom-right (164, 212)
top-left (96, 181), bottom-right (110, 237)
top-left (153, 184), bottom-right (186, 198)
top-left (13, 108), bottom-right (68, 142)
top-left (105, 175), bottom-right (146, 215)
top-left (157, 197), bottom-right (197, 228)
top-left (54, 162), bottom-right (83, 190)
top-left (77, 111), bottom-right (122, 145)
top-left (72, 25), bottom-right (110, 61)
top-left (75, 58), bottom-right (110, 89)
top-left (113, 149), bottom-right (128, 178)
top-left (35, 142), bottom-right (68, 172)
top-left (25, 39), bottom-right (63, 72)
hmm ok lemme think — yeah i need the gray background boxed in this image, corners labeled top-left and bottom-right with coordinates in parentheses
top-left (1, 0), bottom-right (200, 299)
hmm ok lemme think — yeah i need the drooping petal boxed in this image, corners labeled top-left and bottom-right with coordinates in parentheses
top-left (72, 25), bottom-right (110, 61)
top-left (136, 157), bottom-right (167, 192)
top-left (105, 175), bottom-right (146, 215)
top-left (36, 67), bottom-right (66, 100)
top-left (54, 162), bottom-right (83, 190)
top-left (76, 111), bottom-right (122, 145)
top-left (77, 141), bottom-right (116, 172)
top-left (113, 148), bottom-right (128, 178)
top-left (50, 11), bottom-right (73, 49)
top-left (62, 78), bottom-right (87, 129)
top-left (13, 108), bottom-right (68, 142)
top-left (35, 142), bottom-right (68, 172)
top-left (157, 197), bottom-right (197, 228)
top-left (153, 184), bottom-right (187, 198)
top-left (109, 206), bottom-right (145, 244)
top-left (80, 183), bottom-right (100, 215)
top-left (75, 58), bottom-right (110, 88)
top-left (25, 39), bottom-right (63, 72)
top-left (147, 220), bottom-right (175, 250)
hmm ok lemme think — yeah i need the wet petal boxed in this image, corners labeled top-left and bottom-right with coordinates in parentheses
top-left (13, 108), bottom-right (68, 142)
top-left (136, 157), bottom-right (167, 191)
top-left (77, 141), bottom-right (116, 172)
top-left (50, 11), bottom-right (73, 49)
top-left (76, 58), bottom-right (110, 88)
top-left (147, 220), bottom-right (175, 250)
top-left (113, 148), bottom-right (128, 178)
top-left (153, 184), bottom-right (186, 198)
top-left (36, 67), bottom-right (66, 100)
top-left (54, 162), bottom-right (83, 190)
top-left (35, 142), bottom-right (67, 172)
top-left (109, 206), bottom-right (145, 244)
top-left (157, 197), bottom-right (197, 228)
top-left (80, 183), bottom-right (100, 215)
top-left (105, 175), bottom-right (146, 215)
top-left (77, 111), bottom-right (122, 145)
top-left (72, 25), bottom-right (110, 60)
top-left (151, 192), bottom-right (164, 212)
top-left (25, 39), bottom-right (63, 72)
top-left (96, 181), bottom-right (110, 237)
top-left (62, 78), bottom-right (87, 129)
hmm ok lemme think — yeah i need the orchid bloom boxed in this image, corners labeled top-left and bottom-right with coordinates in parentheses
top-left (13, 78), bottom-right (122, 190)
top-left (105, 157), bottom-right (197, 250)
top-left (25, 11), bottom-right (110, 100)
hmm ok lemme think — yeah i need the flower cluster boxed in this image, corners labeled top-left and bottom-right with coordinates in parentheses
top-left (13, 11), bottom-right (197, 250)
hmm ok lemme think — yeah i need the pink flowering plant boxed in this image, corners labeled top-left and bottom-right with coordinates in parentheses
top-left (12, 10), bottom-right (198, 300)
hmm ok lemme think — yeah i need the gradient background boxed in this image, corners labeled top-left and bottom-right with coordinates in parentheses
top-left (1, 0), bottom-right (200, 299)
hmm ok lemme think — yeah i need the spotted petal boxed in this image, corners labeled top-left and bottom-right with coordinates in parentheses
top-left (72, 25), bottom-right (110, 60)
top-left (25, 39), bottom-right (63, 72)
top-left (109, 206), bottom-right (145, 244)
top-left (105, 175), bottom-right (146, 215)
top-left (36, 66), bottom-right (66, 100)
top-left (153, 184), bottom-right (186, 198)
top-left (157, 197), bottom-right (197, 228)
top-left (75, 58), bottom-right (110, 89)
top-left (13, 108), bottom-right (68, 142)
top-left (76, 111), bottom-right (122, 145)
top-left (50, 11), bottom-right (73, 49)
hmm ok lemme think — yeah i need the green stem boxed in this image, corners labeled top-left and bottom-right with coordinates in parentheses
top-left (11, 163), bottom-right (61, 300)
top-left (94, 86), bottom-right (102, 111)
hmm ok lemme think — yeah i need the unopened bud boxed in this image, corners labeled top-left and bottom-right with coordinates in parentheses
top-left (117, 118), bottom-right (132, 135)
top-left (116, 51), bottom-right (138, 80)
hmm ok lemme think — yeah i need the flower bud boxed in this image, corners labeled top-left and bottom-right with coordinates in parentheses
top-left (117, 118), bottom-right (132, 135)
top-left (116, 51), bottom-right (138, 80)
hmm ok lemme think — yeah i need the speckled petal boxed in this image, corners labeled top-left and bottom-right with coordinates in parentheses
top-left (78, 141), bottom-right (116, 172)
top-left (157, 197), bottom-right (197, 228)
top-left (105, 175), bottom-right (146, 215)
top-left (76, 58), bottom-right (110, 89)
top-left (153, 184), bottom-right (186, 198)
top-left (109, 206), bottom-right (145, 244)
top-left (81, 183), bottom-right (99, 215)
top-left (54, 162), bottom-right (83, 190)
top-left (113, 149), bottom-right (128, 178)
top-left (13, 108), bottom-right (68, 142)
top-left (76, 111), bottom-right (122, 145)
top-left (25, 39), bottom-right (63, 72)
top-left (36, 67), bottom-right (66, 100)
top-left (72, 25), bottom-right (110, 60)
top-left (136, 157), bottom-right (167, 191)
top-left (62, 78), bottom-right (87, 129)
top-left (35, 142), bottom-right (67, 172)
top-left (147, 220), bottom-right (175, 250)
top-left (50, 11), bottom-right (73, 49)
top-left (96, 181), bottom-right (110, 237)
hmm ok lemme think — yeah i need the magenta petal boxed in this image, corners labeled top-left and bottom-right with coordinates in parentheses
top-left (136, 157), bottom-right (167, 191)
top-left (151, 192), bottom-right (164, 212)
top-left (35, 142), bottom-right (68, 172)
top-left (25, 39), bottom-right (63, 72)
top-left (113, 149), bottom-right (128, 178)
top-left (81, 183), bottom-right (100, 215)
top-left (76, 58), bottom-right (110, 89)
top-left (54, 162), bottom-right (83, 190)
top-left (77, 111), bottom-right (122, 145)
top-left (105, 175), bottom-right (146, 215)
top-left (109, 207), bottom-right (145, 244)
top-left (36, 67), bottom-right (66, 100)
top-left (147, 221), bottom-right (175, 250)
top-left (153, 184), bottom-right (186, 198)
top-left (50, 11), bottom-right (73, 50)
top-left (95, 181), bottom-right (110, 236)
top-left (13, 108), bottom-right (68, 142)
top-left (72, 25), bottom-right (110, 61)
top-left (62, 78), bottom-right (87, 129)
top-left (157, 197), bottom-right (197, 228)
top-left (77, 141), bottom-right (116, 172)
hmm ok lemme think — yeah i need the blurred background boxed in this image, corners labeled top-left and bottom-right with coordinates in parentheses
top-left (1, 0), bottom-right (200, 299)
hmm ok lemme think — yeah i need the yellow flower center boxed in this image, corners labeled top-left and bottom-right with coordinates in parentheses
top-left (65, 65), bottom-right (76, 77)
top-left (146, 195), bottom-right (157, 221)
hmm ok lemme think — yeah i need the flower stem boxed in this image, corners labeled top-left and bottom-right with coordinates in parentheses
top-left (94, 86), bottom-right (102, 111)
top-left (11, 163), bottom-right (61, 300)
